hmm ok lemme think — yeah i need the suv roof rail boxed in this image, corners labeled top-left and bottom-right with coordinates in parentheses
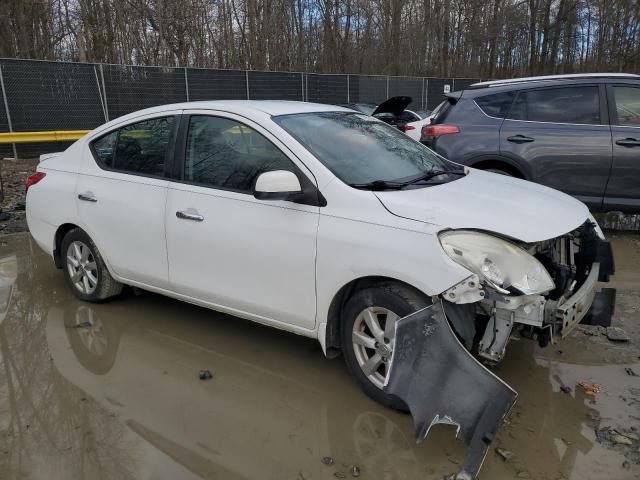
top-left (470, 73), bottom-right (640, 89)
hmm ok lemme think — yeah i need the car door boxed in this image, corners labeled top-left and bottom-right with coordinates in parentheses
top-left (604, 83), bottom-right (640, 212)
top-left (499, 85), bottom-right (612, 209)
top-left (165, 111), bottom-right (319, 329)
top-left (77, 113), bottom-right (179, 289)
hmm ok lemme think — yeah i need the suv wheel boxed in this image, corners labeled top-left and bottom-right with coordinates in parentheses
top-left (61, 228), bottom-right (123, 302)
top-left (341, 282), bottom-right (431, 410)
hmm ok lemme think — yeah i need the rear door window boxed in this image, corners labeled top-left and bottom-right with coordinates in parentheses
top-left (475, 92), bottom-right (515, 118)
top-left (612, 86), bottom-right (640, 126)
top-left (91, 116), bottom-right (175, 176)
top-left (508, 86), bottom-right (601, 124)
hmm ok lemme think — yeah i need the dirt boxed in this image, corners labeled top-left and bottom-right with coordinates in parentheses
top-left (0, 158), bottom-right (37, 234)
top-left (0, 234), bottom-right (639, 480)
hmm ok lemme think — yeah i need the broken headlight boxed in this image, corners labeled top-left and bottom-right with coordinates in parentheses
top-left (439, 230), bottom-right (555, 295)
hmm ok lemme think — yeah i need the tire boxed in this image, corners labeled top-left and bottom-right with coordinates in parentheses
top-left (61, 228), bottom-right (123, 302)
top-left (341, 282), bottom-right (431, 410)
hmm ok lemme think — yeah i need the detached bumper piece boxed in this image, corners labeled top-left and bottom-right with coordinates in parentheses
top-left (384, 303), bottom-right (517, 479)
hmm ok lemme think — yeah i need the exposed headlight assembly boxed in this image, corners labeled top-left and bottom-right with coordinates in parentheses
top-left (439, 230), bottom-right (555, 295)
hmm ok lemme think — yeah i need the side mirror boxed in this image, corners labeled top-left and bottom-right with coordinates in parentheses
top-left (254, 170), bottom-right (302, 201)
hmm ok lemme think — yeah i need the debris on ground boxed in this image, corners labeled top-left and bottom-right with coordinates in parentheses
top-left (198, 370), bottom-right (213, 380)
top-left (495, 447), bottom-right (515, 461)
top-left (606, 326), bottom-right (631, 342)
top-left (350, 465), bottom-right (360, 477)
top-left (70, 321), bottom-right (92, 329)
top-left (576, 325), bottom-right (606, 336)
top-left (578, 381), bottom-right (602, 396)
top-left (560, 385), bottom-right (572, 394)
top-left (333, 472), bottom-right (346, 479)
top-left (611, 433), bottom-right (634, 445)
top-left (625, 367), bottom-right (638, 376)
top-left (321, 456), bottom-right (334, 466)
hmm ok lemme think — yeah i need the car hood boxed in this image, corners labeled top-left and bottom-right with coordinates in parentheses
top-left (372, 96), bottom-right (412, 117)
top-left (374, 169), bottom-right (590, 243)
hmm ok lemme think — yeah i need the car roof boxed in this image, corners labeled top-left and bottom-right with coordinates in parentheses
top-left (470, 73), bottom-right (640, 89)
top-left (115, 100), bottom-right (352, 122)
top-left (444, 73), bottom-right (640, 100)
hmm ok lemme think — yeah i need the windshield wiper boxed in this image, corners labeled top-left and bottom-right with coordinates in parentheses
top-left (348, 180), bottom-right (406, 191)
top-left (404, 168), bottom-right (467, 185)
top-left (349, 168), bottom-right (466, 191)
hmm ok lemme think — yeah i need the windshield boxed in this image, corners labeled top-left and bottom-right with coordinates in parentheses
top-left (273, 112), bottom-right (459, 187)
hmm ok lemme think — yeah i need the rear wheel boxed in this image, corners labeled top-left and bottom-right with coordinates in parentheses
top-left (341, 283), bottom-right (431, 410)
top-left (61, 228), bottom-right (123, 302)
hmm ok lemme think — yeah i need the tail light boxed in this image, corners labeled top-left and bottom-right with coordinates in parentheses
top-left (421, 124), bottom-right (460, 140)
top-left (25, 172), bottom-right (46, 192)
top-left (403, 125), bottom-right (416, 132)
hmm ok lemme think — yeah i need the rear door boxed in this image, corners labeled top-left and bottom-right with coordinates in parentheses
top-left (499, 85), bottom-right (611, 209)
top-left (77, 113), bottom-right (178, 289)
top-left (604, 83), bottom-right (640, 212)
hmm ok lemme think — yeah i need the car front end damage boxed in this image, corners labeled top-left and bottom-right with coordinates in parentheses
top-left (383, 219), bottom-right (615, 479)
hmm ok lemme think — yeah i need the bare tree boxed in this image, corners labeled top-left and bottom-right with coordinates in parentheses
top-left (0, 0), bottom-right (638, 78)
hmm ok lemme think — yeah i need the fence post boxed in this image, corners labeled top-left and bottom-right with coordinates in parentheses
top-left (99, 64), bottom-right (109, 121)
top-left (0, 64), bottom-right (17, 161)
top-left (421, 77), bottom-right (425, 110)
top-left (424, 78), bottom-right (429, 111)
top-left (301, 73), bottom-right (305, 102)
top-left (184, 67), bottom-right (190, 102)
top-left (386, 76), bottom-right (389, 98)
top-left (93, 65), bottom-right (108, 123)
top-left (346, 75), bottom-right (350, 103)
top-left (245, 70), bottom-right (250, 100)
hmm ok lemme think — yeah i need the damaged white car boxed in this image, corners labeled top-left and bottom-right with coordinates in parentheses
top-left (26, 101), bottom-right (615, 479)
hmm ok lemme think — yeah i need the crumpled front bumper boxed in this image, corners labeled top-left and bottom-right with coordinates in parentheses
top-left (556, 262), bottom-right (600, 337)
top-left (384, 302), bottom-right (517, 480)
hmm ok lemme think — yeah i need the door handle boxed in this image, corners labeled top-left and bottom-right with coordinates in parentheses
top-left (78, 193), bottom-right (97, 202)
top-left (176, 210), bottom-right (204, 222)
top-left (615, 138), bottom-right (640, 147)
top-left (507, 135), bottom-right (534, 144)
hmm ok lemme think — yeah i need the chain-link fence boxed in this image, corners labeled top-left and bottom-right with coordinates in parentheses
top-left (0, 58), bottom-right (480, 158)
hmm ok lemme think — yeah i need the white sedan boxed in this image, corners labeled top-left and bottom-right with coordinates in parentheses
top-left (26, 100), bottom-right (613, 478)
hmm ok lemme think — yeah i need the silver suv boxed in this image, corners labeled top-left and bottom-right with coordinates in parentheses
top-left (421, 73), bottom-right (640, 213)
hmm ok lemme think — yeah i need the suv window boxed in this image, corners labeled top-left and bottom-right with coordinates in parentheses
top-left (92, 117), bottom-right (175, 176)
top-left (612, 86), bottom-right (640, 126)
top-left (475, 92), bottom-right (515, 118)
top-left (185, 116), bottom-right (296, 193)
top-left (508, 86), bottom-right (601, 124)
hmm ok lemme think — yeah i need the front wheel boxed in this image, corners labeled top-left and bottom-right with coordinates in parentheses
top-left (61, 228), bottom-right (123, 302)
top-left (341, 283), bottom-right (431, 410)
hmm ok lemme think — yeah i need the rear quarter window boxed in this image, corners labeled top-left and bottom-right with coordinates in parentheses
top-left (475, 92), bottom-right (516, 118)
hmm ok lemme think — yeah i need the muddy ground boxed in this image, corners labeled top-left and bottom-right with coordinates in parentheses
top-left (0, 158), bottom-right (38, 234)
top-left (0, 233), bottom-right (638, 480)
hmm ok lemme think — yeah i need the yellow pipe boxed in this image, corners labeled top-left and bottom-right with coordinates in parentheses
top-left (0, 130), bottom-right (90, 144)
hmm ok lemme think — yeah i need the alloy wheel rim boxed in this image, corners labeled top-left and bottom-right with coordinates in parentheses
top-left (75, 306), bottom-right (108, 355)
top-left (66, 240), bottom-right (98, 295)
top-left (352, 306), bottom-right (400, 389)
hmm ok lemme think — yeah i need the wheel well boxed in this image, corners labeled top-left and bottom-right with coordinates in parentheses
top-left (324, 276), bottom-right (430, 358)
top-left (472, 160), bottom-right (524, 178)
top-left (53, 223), bottom-right (80, 268)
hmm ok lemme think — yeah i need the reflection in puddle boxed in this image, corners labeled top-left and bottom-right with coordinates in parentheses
top-left (0, 234), bottom-right (638, 479)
